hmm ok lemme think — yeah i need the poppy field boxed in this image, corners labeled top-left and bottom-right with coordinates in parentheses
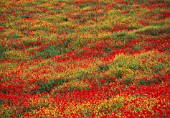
top-left (0, 0), bottom-right (170, 117)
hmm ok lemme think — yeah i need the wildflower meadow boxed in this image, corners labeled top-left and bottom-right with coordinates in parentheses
top-left (0, 0), bottom-right (170, 117)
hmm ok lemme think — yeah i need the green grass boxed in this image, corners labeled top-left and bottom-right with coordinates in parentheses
top-left (0, 44), bottom-right (6, 59)
top-left (133, 26), bottom-right (169, 36)
top-left (35, 45), bottom-right (70, 58)
top-left (34, 79), bottom-right (57, 94)
top-left (111, 32), bottom-right (138, 43)
top-left (105, 51), bottom-right (169, 83)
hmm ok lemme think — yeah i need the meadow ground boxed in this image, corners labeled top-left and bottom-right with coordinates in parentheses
top-left (0, 0), bottom-right (170, 117)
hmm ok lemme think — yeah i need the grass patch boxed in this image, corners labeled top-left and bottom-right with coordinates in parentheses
top-left (138, 77), bottom-right (163, 85)
top-left (111, 32), bottom-right (138, 43)
top-left (138, 79), bottom-right (151, 85)
top-left (152, 62), bottom-right (164, 73)
top-left (4, 50), bottom-right (32, 61)
top-left (0, 105), bottom-right (13, 118)
top-left (35, 45), bottom-right (69, 58)
top-left (105, 51), bottom-right (169, 83)
top-left (0, 44), bottom-right (6, 59)
top-left (133, 26), bottom-right (169, 36)
top-left (34, 79), bottom-right (57, 94)
top-left (79, 1), bottom-right (98, 9)
top-left (99, 64), bottom-right (109, 72)
top-left (52, 79), bottom-right (90, 94)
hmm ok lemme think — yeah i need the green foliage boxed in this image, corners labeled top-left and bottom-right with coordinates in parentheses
top-left (4, 50), bottom-right (32, 61)
top-left (63, 39), bottom-right (73, 48)
top-left (81, 108), bottom-right (93, 117)
top-left (0, 44), bottom-right (6, 59)
top-left (138, 79), bottom-right (151, 85)
top-left (134, 44), bottom-right (141, 50)
top-left (122, 78), bottom-right (133, 85)
top-left (0, 22), bottom-right (6, 27)
top-left (62, 17), bottom-right (68, 22)
top-left (136, 0), bottom-right (149, 2)
top-left (134, 26), bottom-right (169, 36)
top-left (152, 78), bottom-right (163, 84)
top-left (104, 47), bottom-right (112, 53)
top-left (6, 33), bottom-right (20, 40)
top-left (114, 68), bottom-right (124, 79)
top-left (115, 44), bottom-right (123, 49)
top-left (111, 32), bottom-right (138, 43)
top-left (35, 45), bottom-right (69, 58)
top-left (35, 79), bottom-right (57, 93)
top-left (56, 78), bottom-right (67, 86)
top-left (75, 71), bottom-right (87, 80)
top-left (67, 86), bottom-right (77, 91)
top-left (113, 55), bottom-right (142, 71)
top-left (21, 15), bottom-right (30, 18)
top-left (105, 51), bottom-right (169, 84)
top-left (22, 39), bottom-right (39, 47)
top-left (135, 0), bottom-right (168, 3)
top-left (58, 28), bottom-right (75, 34)
top-left (99, 64), bottom-right (109, 72)
top-left (0, 106), bottom-right (13, 118)
top-left (79, 1), bottom-right (98, 8)
top-left (138, 77), bottom-right (163, 86)
top-left (0, 99), bottom-right (11, 105)
top-left (152, 62), bottom-right (164, 73)
top-left (33, 27), bottom-right (49, 32)
top-left (35, 78), bottom-right (69, 94)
